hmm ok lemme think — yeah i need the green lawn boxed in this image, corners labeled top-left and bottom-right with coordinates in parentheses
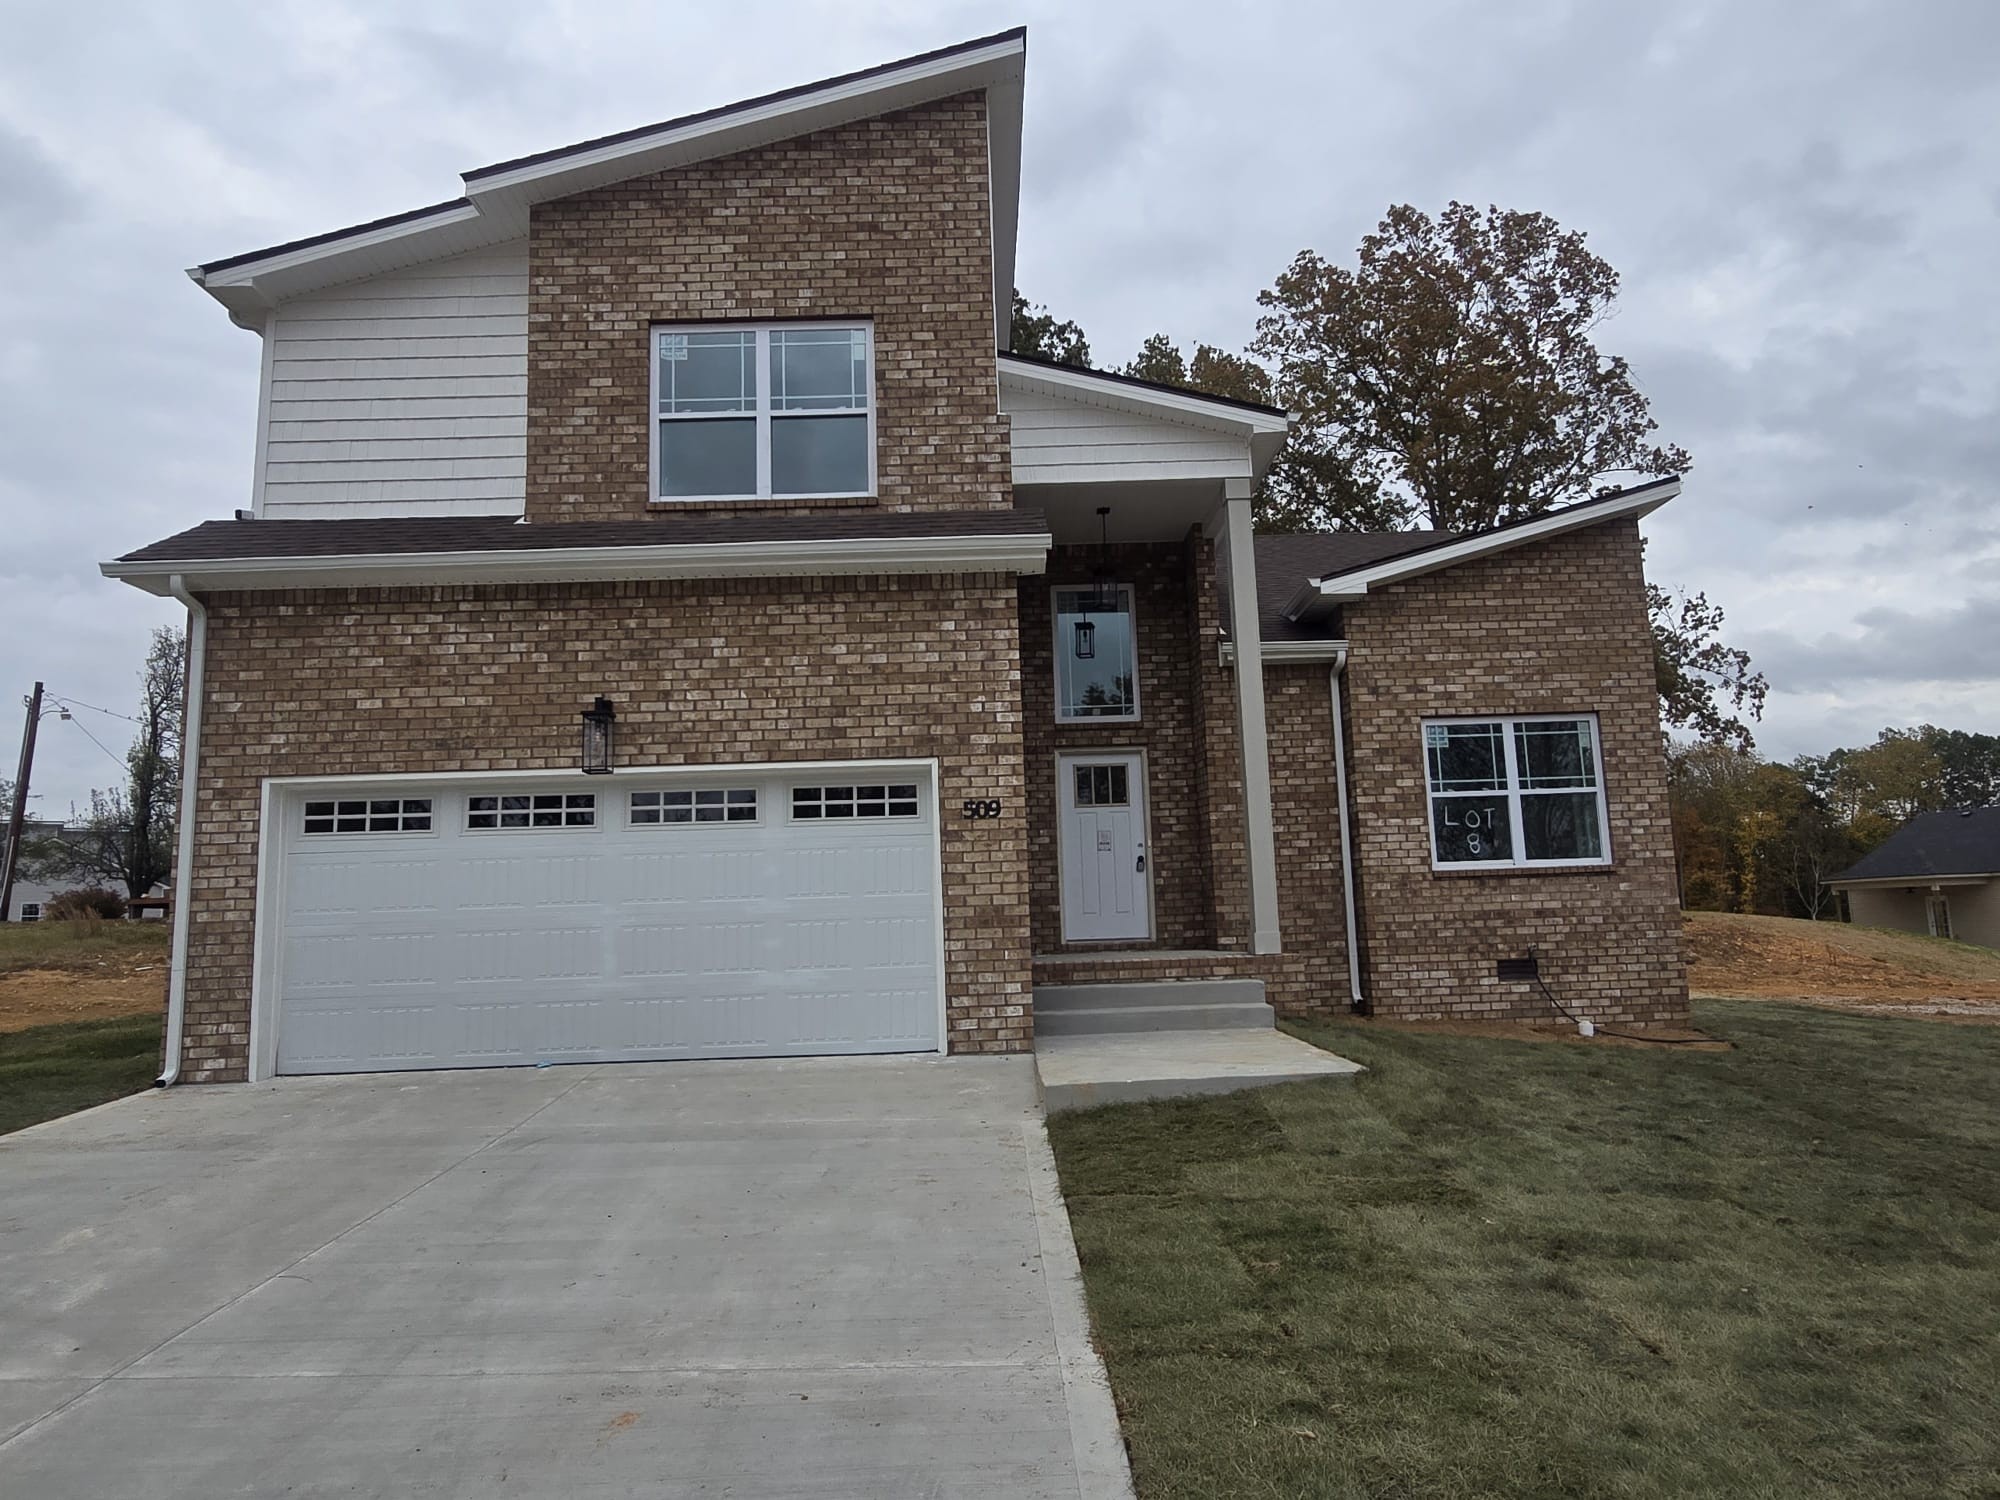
top-left (1048, 1002), bottom-right (2000, 1499)
top-left (0, 1015), bottom-right (162, 1136)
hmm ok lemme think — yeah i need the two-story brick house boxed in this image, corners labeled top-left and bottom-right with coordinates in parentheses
top-left (105, 29), bottom-right (1687, 1085)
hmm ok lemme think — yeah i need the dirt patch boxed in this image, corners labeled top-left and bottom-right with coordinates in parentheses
top-left (0, 966), bottom-right (166, 1033)
top-left (1684, 911), bottom-right (2000, 1011)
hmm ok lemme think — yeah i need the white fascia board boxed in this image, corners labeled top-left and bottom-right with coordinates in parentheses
top-left (998, 358), bottom-right (1290, 438)
top-left (1826, 873), bottom-right (1997, 889)
top-left (1305, 481), bottom-right (1682, 604)
top-left (462, 37), bottom-right (1025, 197)
top-left (191, 35), bottom-right (1026, 321)
top-left (1218, 637), bottom-right (1351, 665)
top-left (102, 531), bottom-right (1052, 597)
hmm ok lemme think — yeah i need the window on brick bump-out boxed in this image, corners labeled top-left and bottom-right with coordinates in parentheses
top-left (652, 323), bottom-right (873, 501)
top-left (1423, 715), bottom-right (1611, 870)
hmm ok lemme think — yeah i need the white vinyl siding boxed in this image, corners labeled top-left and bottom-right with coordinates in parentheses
top-left (260, 239), bottom-right (528, 517)
top-left (1000, 385), bottom-right (1251, 486)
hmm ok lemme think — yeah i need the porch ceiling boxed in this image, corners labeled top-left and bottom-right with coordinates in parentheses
top-left (1016, 480), bottom-right (1225, 544)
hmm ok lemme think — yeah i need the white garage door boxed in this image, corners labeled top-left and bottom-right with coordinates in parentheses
top-left (269, 767), bottom-right (941, 1075)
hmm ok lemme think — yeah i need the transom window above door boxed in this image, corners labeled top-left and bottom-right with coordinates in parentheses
top-left (1054, 584), bottom-right (1139, 722)
top-left (653, 323), bottom-right (873, 501)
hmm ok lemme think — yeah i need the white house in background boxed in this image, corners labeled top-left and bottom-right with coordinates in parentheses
top-left (2, 819), bottom-right (171, 921)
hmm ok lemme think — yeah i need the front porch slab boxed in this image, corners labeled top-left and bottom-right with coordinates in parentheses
top-left (1035, 1030), bottom-right (1364, 1113)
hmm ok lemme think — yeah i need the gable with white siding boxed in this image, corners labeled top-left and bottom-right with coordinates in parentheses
top-left (258, 240), bottom-right (528, 518)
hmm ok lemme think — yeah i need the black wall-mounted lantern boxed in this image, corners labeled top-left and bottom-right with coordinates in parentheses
top-left (1073, 619), bottom-right (1096, 658)
top-left (580, 696), bottom-right (616, 775)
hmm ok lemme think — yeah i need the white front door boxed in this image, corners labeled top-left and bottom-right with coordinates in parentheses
top-left (1058, 752), bottom-right (1150, 943)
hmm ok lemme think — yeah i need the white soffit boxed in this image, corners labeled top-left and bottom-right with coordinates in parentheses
top-left (190, 30), bottom-right (1028, 342)
top-left (998, 357), bottom-right (1291, 473)
top-left (100, 531), bottom-right (1054, 597)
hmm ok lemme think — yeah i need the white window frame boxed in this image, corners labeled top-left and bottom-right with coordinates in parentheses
top-left (465, 792), bottom-right (598, 832)
top-left (650, 320), bottom-right (876, 503)
top-left (628, 787), bottom-right (760, 827)
top-left (1423, 713), bottom-right (1612, 872)
top-left (18, 902), bottom-right (41, 923)
top-left (1052, 583), bottom-right (1141, 725)
top-left (301, 796), bottom-right (436, 837)
top-left (789, 782), bottom-right (923, 822)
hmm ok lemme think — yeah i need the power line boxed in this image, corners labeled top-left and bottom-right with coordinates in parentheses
top-left (62, 716), bottom-right (130, 773)
top-left (47, 695), bottom-right (143, 725)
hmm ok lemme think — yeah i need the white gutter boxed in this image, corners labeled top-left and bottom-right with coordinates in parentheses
top-left (1329, 647), bottom-right (1365, 1012)
top-left (158, 576), bottom-right (207, 1087)
top-left (101, 529), bottom-right (1054, 597)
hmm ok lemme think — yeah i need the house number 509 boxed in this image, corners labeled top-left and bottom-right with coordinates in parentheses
top-left (962, 799), bottom-right (1003, 820)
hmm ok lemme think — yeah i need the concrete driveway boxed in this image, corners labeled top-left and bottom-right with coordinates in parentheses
top-left (0, 1056), bottom-right (1129, 1498)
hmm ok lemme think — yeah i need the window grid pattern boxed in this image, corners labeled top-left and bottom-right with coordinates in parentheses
top-left (792, 783), bottom-right (921, 820)
top-left (18, 903), bottom-right (41, 922)
top-left (1424, 716), bottom-right (1609, 869)
top-left (631, 788), bottom-right (758, 825)
top-left (303, 798), bottom-right (433, 835)
top-left (467, 793), bottom-right (596, 830)
top-left (654, 324), bottom-right (872, 501)
top-left (1073, 764), bottom-right (1130, 807)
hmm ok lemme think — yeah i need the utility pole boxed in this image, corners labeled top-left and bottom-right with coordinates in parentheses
top-left (0, 682), bottom-right (44, 924)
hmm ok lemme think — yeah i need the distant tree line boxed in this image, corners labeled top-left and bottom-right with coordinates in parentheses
top-left (1670, 726), bottom-right (2000, 919)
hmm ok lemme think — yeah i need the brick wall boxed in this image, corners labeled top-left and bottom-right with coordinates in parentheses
top-left (178, 575), bottom-right (1030, 1082)
top-left (526, 93), bottom-right (1010, 523)
top-left (1333, 517), bottom-right (1688, 1025)
top-left (1019, 537), bottom-right (1233, 953)
top-left (1261, 662), bottom-right (1352, 1018)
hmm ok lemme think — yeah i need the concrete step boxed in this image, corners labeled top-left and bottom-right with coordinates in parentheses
top-left (1033, 978), bottom-right (1268, 1013)
top-left (1036, 1031), bottom-right (1366, 1113)
top-left (1034, 1000), bottom-right (1276, 1036)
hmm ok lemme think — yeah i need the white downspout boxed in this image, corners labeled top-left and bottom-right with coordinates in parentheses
top-left (1329, 648), bottom-right (1364, 1011)
top-left (159, 575), bottom-right (207, 1087)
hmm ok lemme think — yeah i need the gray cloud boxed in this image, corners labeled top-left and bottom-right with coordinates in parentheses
top-left (1748, 593), bottom-right (2000, 695)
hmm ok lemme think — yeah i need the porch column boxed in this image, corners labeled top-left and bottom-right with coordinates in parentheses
top-left (1215, 480), bottom-right (1282, 954)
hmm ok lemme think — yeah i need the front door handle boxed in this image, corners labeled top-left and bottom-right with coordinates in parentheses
top-left (1135, 853), bottom-right (1146, 873)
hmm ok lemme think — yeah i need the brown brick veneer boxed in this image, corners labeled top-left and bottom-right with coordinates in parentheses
top-left (1331, 517), bottom-right (1688, 1025)
top-left (527, 93), bottom-right (1011, 523)
top-left (177, 575), bottom-right (1030, 1082)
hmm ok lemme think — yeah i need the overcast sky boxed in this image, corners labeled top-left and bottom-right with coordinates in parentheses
top-left (2, 0), bottom-right (1995, 817)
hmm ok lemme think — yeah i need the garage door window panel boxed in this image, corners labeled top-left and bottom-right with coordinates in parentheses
top-left (792, 783), bottom-right (921, 820)
top-left (303, 797), bottom-right (433, 835)
top-left (467, 793), bottom-right (596, 831)
top-left (631, 788), bottom-right (758, 825)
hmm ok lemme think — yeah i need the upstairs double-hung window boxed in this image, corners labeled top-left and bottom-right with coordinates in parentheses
top-left (652, 323), bottom-right (874, 501)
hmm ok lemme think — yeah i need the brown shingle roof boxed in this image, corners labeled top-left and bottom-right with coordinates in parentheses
top-left (1253, 530), bottom-right (1451, 641)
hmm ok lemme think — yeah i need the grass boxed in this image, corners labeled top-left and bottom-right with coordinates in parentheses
top-left (0, 1014), bottom-right (161, 1135)
top-left (1047, 1001), bottom-right (2000, 1499)
top-left (0, 917), bottom-right (169, 976)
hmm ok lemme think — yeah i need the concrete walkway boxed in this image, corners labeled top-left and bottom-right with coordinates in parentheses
top-left (1037, 1028), bottom-right (1366, 1112)
top-left (0, 1057), bottom-right (1132, 1498)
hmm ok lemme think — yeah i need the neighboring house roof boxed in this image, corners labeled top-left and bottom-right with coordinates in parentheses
top-left (1828, 808), bottom-right (2000, 885)
top-left (103, 510), bottom-right (1053, 595)
top-left (187, 28), bottom-right (1027, 343)
top-left (1280, 478), bottom-right (1681, 626)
